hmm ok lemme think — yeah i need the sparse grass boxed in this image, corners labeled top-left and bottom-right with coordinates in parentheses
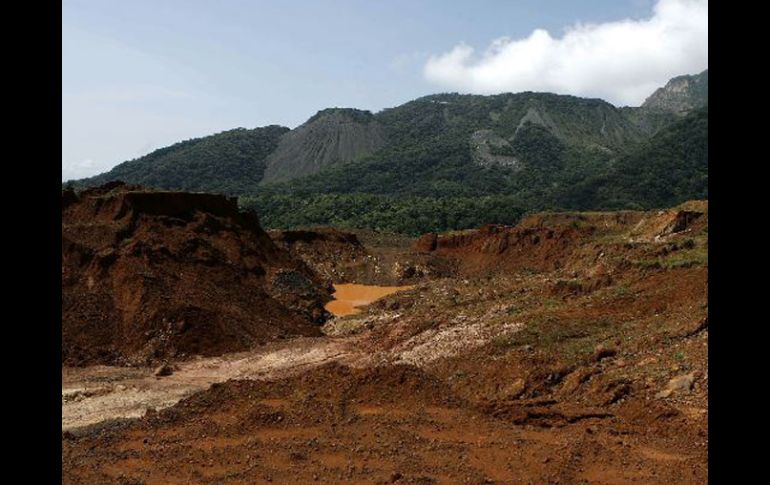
top-left (543, 298), bottom-right (562, 309)
top-left (494, 314), bottom-right (614, 359)
top-left (592, 233), bottom-right (632, 245)
top-left (633, 240), bottom-right (708, 270)
top-left (491, 334), bottom-right (518, 349)
top-left (563, 338), bottom-right (599, 360)
top-left (610, 285), bottom-right (632, 297)
top-left (518, 267), bottom-right (540, 276)
top-left (506, 305), bottom-right (523, 315)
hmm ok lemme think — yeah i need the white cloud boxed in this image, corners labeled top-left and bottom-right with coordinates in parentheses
top-left (423, 0), bottom-right (708, 106)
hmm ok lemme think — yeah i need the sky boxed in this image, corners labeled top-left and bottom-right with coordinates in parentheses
top-left (62, 0), bottom-right (708, 181)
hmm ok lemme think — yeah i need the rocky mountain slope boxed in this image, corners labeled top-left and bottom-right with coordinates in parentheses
top-left (642, 69), bottom-right (708, 114)
top-left (261, 108), bottom-right (387, 184)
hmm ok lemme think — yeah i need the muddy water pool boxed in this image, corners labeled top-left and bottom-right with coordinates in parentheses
top-left (324, 283), bottom-right (413, 317)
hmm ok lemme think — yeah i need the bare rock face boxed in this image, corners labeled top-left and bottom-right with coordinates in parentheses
top-left (470, 130), bottom-right (521, 169)
top-left (62, 182), bottom-right (331, 366)
top-left (642, 70), bottom-right (708, 115)
top-left (261, 109), bottom-right (387, 184)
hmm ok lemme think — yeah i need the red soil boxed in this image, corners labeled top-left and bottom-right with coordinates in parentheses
top-left (62, 182), bottom-right (331, 366)
top-left (62, 200), bottom-right (708, 483)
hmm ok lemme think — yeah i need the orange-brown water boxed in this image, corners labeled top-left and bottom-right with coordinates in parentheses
top-left (325, 284), bottom-right (413, 317)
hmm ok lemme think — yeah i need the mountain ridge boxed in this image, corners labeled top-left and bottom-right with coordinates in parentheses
top-left (68, 70), bottom-right (708, 234)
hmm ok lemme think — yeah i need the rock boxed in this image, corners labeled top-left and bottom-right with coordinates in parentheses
top-left (560, 368), bottom-right (596, 395)
top-left (390, 471), bottom-right (403, 482)
top-left (683, 316), bottom-right (708, 337)
top-left (655, 372), bottom-right (696, 399)
top-left (593, 344), bottom-right (617, 362)
top-left (501, 378), bottom-right (527, 399)
top-left (399, 266), bottom-right (417, 279)
top-left (154, 363), bottom-right (174, 377)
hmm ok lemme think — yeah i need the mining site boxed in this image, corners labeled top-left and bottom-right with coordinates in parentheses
top-left (61, 183), bottom-right (708, 484)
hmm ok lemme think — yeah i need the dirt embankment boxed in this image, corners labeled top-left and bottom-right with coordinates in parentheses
top-left (62, 182), bottom-right (332, 366)
top-left (416, 201), bottom-right (708, 278)
top-left (270, 228), bottom-right (450, 286)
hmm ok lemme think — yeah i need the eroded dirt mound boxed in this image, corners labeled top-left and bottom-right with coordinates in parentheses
top-left (270, 228), bottom-right (448, 285)
top-left (424, 201), bottom-right (708, 277)
top-left (270, 228), bottom-right (369, 284)
top-left (62, 182), bottom-right (331, 366)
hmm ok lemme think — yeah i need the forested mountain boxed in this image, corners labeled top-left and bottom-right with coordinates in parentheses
top-left (78, 125), bottom-right (288, 194)
top-left (70, 70), bottom-right (708, 234)
top-left (556, 106), bottom-right (708, 210)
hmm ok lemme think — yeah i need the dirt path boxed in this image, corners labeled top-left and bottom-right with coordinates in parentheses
top-left (62, 336), bottom-right (362, 433)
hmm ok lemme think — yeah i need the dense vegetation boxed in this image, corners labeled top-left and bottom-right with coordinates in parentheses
top-left (76, 125), bottom-right (288, 194)
top-left (557, 107), bottom-right (708, 210)
top-left (241, 193), bottom-right (526, 236)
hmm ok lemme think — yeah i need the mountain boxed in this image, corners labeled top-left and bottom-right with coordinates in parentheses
top-left (557, 106), bottom-right (708, 210)
top-left (69, 70), bottom-right (708, 234)
top-left (78, 125), bottom-right (288, 194)
top-left (642, 69), bottom-right (708, 114)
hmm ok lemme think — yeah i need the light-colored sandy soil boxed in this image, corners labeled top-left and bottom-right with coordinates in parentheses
top-left (62, 337), bottom-right (360, 432)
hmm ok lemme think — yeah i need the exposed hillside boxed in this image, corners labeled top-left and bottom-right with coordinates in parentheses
top-left (62, 182), bottom-right (331, 366)
top-left (64, 201), bottom-right (708, 483)
top-left (261, 108), bottom-right (387, 184)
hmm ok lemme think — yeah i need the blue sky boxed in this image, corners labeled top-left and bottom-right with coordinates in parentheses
top-left (62, 0), bottom-right (707, 180)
